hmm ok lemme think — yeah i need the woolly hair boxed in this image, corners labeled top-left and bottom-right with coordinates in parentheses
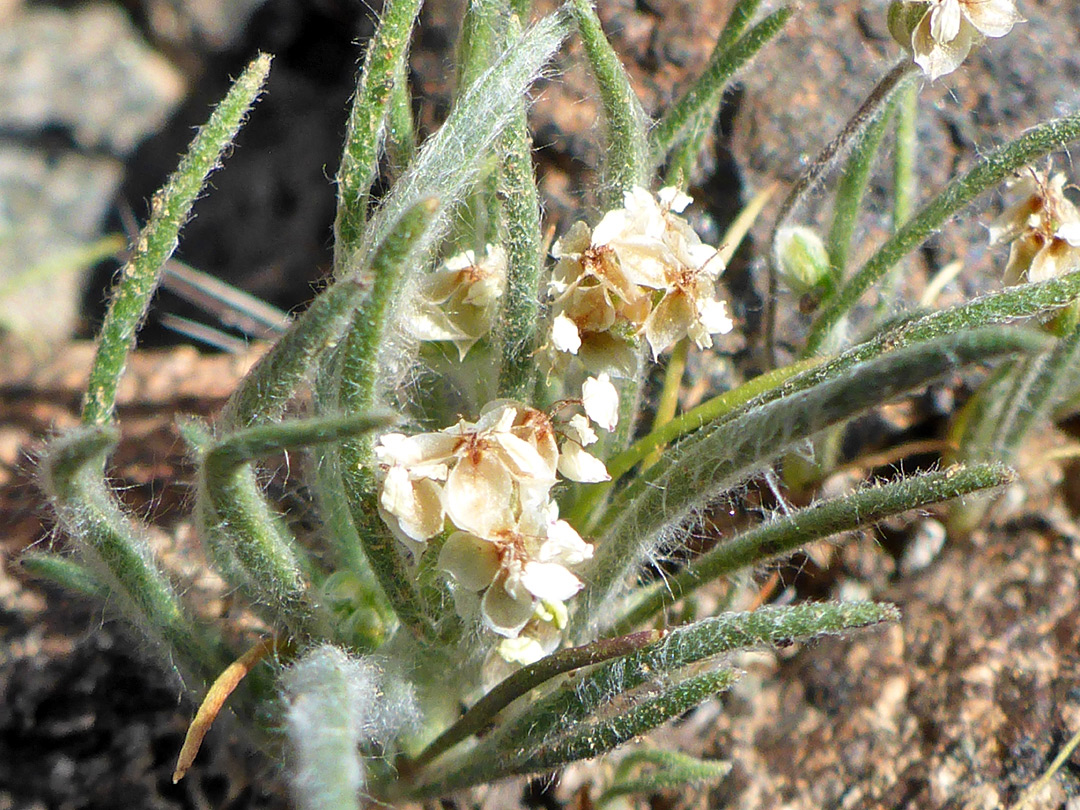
top-left (282, 645), bottom-right (419, 810)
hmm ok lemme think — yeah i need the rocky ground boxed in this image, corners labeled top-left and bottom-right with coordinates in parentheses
top-left (2, 0), bottom-right (1080, 808)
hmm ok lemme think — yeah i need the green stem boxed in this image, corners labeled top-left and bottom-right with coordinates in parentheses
top-left (82, 55), bottom-right (271, 427)
top-left (333, 0), bottom-right (425, 271)
top-left (650, 5), bottom-right (792, 165)
top-left (574, 327), bottom-right (1045, 637)
top-left (805, 111), bottom-right (1080, 356)
top-left (611, 464), bottom-right (1012, 634)
top-left (763, 58), bottom-right (916, 364)
top-left (569, 0), bottom-right (649, 202)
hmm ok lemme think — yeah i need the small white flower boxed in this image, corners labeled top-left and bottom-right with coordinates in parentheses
top-left (905, 0), bottom-right (1022, 82)
top-left (582, 373), bottom-right (619, 432)
top-left (411, 244), bottom-right (508, 359)
top-left (437, 506), bottom-right (591, 638)
top-left (988, 170), bottom-right (1080, 284)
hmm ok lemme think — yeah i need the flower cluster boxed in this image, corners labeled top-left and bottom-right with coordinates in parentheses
top-left (374, 380), bottom-right (618, 659)
top-left (889, 0), bottom-right (1022, 82)
top-left (548, 186), bottom-right (733, 370)
top-left (988, 169), bottom-right (1080, 285)
top-left (409, 244), bottom-right (508, 359)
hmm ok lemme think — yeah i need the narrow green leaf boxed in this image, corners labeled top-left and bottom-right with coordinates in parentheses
top-left (512, 667), bottom-right (737, 777)
top-left (456, 0), bottom-right (509, 95)
top-left (650, 6), bottom-right (792, 164)
top-left (744, 271), bottom-right (1080, 426)
top-left (220, 279), bottom-right (367, 428)
top-left (892, 80), bottom-right (919, 231)
top-left (598, 748), bottom-right (731, 806)
top-left (567, 357), bottom-right (819, 529)
top-left (329, 199), bottom-right (441, 641)
top-left (208, 411), bottom-right (396, 469)
top-left (411, 630), bottom-right (663, 769)
top-left (575, 327), bottom-right (1046, 635)
top-left (806, 111), bottom-right (1080, 355)
top-left (415, 601), bottom-right (894, 797)
top-left (40, 426), bottom-right (223, 679)
top-left (568, 0), bottom-right (650, 201)
top-left (353, 10), bottom-right (569, 276)
top-left (20, 552), bottom-right (110, 600)
top-left (82, 55), bottom-right (271, 427)
top-left (826, 97), bottom-right (896, 277)
top-left (1000, 322), bottom-right (1080, 455)
top-left (334, 0), bottom-right (425, 268)
top-left (496, 18), bottom-right (543, 400)
top-left (385, 60), bottom-right (417, 176)
top-left (611, 464), bottom-right (1013, 634)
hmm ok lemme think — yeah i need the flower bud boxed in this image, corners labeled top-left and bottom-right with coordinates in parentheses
top-left (887, 2), bottom-right (928, 52)
top-left (775, 226), bottom-right (833, 296)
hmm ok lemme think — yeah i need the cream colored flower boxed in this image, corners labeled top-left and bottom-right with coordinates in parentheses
top-left (988, 170), bottom-right (1080, 284)
top-left (641, 271), bottom-right (733, 357)
top-left (440, 403), bottom-right (558, 538)
top-left (375, 431), bottom-right (459, 559)
top-left (411, 244), bottom-right (507, 359)
top-left (548, 221), bottom-right (651, 375)
top-left (548, 187), bottom-right (733, 367)
top-left (905, 0), bottom-right (1022, 81)
top-left (438, 503), bottom-right (593, 637)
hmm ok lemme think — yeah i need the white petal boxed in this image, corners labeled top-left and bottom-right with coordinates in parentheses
top-left (582, 373), bottom-right (620, 432)
top-left (558, 440), bottom-right (611, 483)
top-left (643, 290), bottom-right (695, 358)
top-left (494, 431), bottom-right (558, 483)
top-left (913, 11), bottom-right (975, 80)
top-left (590, 208), bottom-right (631, 248)
top-left (376, 431), bottom-right (455, 470)
top-left (1055, 221), bottom-right (1080, 247)
top-left (552, 221), bottom-right (592, 259)
top-left (481, 573), bottom-right (535, 637)
top-left (438, 532), bottom-right (502, 591)
top-left (539, 520), bottom-right (594, 566)
top-left (657, 186), bottom-right (693, 213)
top-left (443, 249), bottom-right (478, 272)
top-left (551, 313), bottom-right (582, 354)
top-left (521, 562), bottom-right (583, 602)
top-left (565, 413), bottom-right (599, 447)
top-left (963, 0), bottom-right (1021, 38)
top-left (930, 0), bottom-right (962, 43)
top-left (444, 454), bottom-right (515, 538)
top-left (379, 467), bottom-right (445, 542)
top-left (697, 297), bottom-right (734, 336)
